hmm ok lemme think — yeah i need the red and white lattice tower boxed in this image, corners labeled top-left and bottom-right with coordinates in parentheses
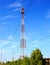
top-left (20, 8), bottom-right (26, 59)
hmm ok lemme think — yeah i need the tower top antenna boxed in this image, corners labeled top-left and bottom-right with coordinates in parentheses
top-left (21, 8), bottom-right (24, 14)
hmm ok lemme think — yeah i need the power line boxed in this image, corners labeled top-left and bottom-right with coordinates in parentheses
top-left (25, 0), bottom-right (33, 16)
top-left (12, 21), bottom-right (21, 36)
top-left (7, 0), bottom-right (33, 40)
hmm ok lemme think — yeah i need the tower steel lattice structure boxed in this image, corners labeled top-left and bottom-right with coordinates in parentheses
top-left (20, 8), bottom-right (26, 59)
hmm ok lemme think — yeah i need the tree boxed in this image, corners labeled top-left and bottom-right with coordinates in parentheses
top-left (6, 61), bottom-right (11, 65)
top-left (14, 60), bottom-right (18, 65)
top-left (17, 59), bottom-right (22, 65)
top-left (22, 56), bottom-right (30, 65)
top-left (30, 48), bottom-right (43, 65)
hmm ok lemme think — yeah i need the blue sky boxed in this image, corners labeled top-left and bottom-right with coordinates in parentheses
top-left (0, 0), bottom-right (50, 62)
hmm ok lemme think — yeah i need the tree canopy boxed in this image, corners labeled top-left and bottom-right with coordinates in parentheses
top-left (22, 56), bottom-right (30, 65)
top-left (0, 48), bottom-right (46, 65)
top-left (30, 48), bottom-right (43, 65)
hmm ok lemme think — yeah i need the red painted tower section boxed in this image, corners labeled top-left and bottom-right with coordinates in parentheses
top-left (20, 8), bottom-right (26, 59)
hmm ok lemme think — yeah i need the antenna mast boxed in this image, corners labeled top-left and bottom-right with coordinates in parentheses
top-left (20, 8), bottom-right (26, 59)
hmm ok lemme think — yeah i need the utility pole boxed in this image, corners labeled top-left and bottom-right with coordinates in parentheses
top-left (12, 52), bottom-right (14, 65)
top-left (1, 52), bottom-right (2, 65)
top-left (12, 52), bottom-right (14, 61)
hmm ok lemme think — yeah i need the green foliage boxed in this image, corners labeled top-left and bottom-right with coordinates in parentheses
top-left (22, 56), bottom-right (30, 65)
top-left (30, 48), bottom-right (43, 65)
top-left (6, 61), bottom-right (11, 65)
top-left (43, 59), bottom-right (46, 65)
top-left (0, 48), bottom-right (46, 65)
top-left (17, 59), bottom-right (22, 65)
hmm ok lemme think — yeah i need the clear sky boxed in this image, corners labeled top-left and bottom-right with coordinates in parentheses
top-left (0, 0), bottom-right (50, 62)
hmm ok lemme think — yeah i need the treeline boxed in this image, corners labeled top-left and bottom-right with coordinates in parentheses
top-left (0, 48), bottom-right (46, 65)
